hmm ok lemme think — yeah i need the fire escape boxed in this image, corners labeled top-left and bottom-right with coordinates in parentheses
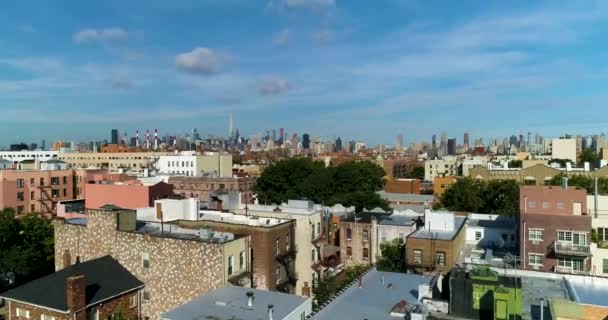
top-left (275, 245), bottom-right (298, 293)
top-left (37, 182), bottom-right (53, 216)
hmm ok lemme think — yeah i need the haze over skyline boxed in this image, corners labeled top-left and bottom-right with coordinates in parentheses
top-left (2, 0), bottom-right (608, 146)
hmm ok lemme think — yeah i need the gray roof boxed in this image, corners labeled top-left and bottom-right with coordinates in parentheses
top-left (161, 285), bottom-right (310, 320)
top-left (466, 216), bottom-right (516, 229)
top-left (377, 191), bottom-right (435, 203)
top-left (390, 203), bottom-right (427, 212)
top-left (378, 215), bottom-right (417, 226)
top-left (408, 216), bottom-right (467, 240)
top-left (311, 269), bottom-right (430, 320)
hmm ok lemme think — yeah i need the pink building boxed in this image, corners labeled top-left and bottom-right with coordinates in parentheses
top-left (85, 181), bottom-right (174, 209)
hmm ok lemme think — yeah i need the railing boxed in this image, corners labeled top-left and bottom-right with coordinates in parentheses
top-left (552, 241), bottom-right (592, 257)
top-left (555, 265), bottom-right (587, 275)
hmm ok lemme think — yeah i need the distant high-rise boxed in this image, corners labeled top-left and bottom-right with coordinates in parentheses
top-left (279, 128), bottom-right (284, 145)
top-left (41, 139), bottom-right (46, 150)
top-left (447, 138), bottom-right (456, 155)
top-left (228, 113), bottom-right (234, 139)
top-left (464, 132), bottom-right (470, 149)
top-left (335, 137), bottom-right (343, 152)
top-left (111, 129), bottom-right (119, 145)
top-left (272, 129), bottom-right (277, 142)
top-left (432, 135), bottom-right (437, 150)
top-left (396, 134), bottom-right (403, 151)
top-left (302, 133), bottom-right (311, 149)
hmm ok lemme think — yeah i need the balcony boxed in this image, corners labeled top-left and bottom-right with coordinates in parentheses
top-left (551, 241), bottom-right (592, 257)
top-left (554, 265), bottom-right (587, 275)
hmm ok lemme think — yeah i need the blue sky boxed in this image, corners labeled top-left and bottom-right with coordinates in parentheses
top-left (1, 0), bottom-right (608, 147)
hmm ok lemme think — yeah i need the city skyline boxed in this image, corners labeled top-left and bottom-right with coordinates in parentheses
top-left (2, 1), bottom-right (608, 146)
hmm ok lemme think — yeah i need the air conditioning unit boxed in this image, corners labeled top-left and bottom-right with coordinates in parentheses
top-left (531, 265), bottom-right (540, 270)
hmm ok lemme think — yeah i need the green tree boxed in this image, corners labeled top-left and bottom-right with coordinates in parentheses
top-left (436, 178), bottom-right (520, 215)
top-left (438, 178), bottom-right (485, 213)
top-left (549, 158), bottom-right (572, 168)
top-left (508, 160), bottom-right (522, 168)
top-left (547, 173), bottom-right (608, 194)
top-left (406, 166), bottom-right (425, 180)
top-left (254, 158), bottom-right (389, 211)
top-left (376, 239), bottom-right (406, 273)
top-left (579, 148), bottom-right (599, 167)
top-left (0, 209), bottom-right (55, 287)
top-left (481, 180), bottom-right (520, 215)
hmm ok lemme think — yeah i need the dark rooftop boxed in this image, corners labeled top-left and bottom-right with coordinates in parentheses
top-left (1, 256), bottom-right (143, 312)
top-left (342, 211), bottom-right (391, 223)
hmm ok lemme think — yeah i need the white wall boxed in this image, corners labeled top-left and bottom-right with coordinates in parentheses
top-left (0, 151), bottom-right (58, 163)
top-left (137, 198), bottom-right (200, 221)
top-left (424, 211), bottom-right (455, 232)
top-left (158, 154), bottom-right (233, 177)
top-left (424, 157), bottom-right (458, 181)
top-left (465, 226), bottom-right (516, 248)
top-left (376, 223), bottom-right (417, 257)
top-left (552, 139), bottom-right (577, 162)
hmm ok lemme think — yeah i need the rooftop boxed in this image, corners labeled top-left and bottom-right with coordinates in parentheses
top-left (310, 269), bottom-right (430, 320)
top-left (378, 214), bottom-right (418, 227)
top-left (0, 256), bottom-right (143, 312)
top-left (408, 214), bottom-right (466, 241)
top-left (466, 214), bottom-right (516, 229)
top-left (199, 210), bottom-right (291, 227)
top-left (377, 190), bottom-right (435, 203)
top-left (135, 221), bottom-right (240, 243)
top-left (160, 285), bottom-right (310, 320)
top-left (342, 211), bottom-right (391, 223)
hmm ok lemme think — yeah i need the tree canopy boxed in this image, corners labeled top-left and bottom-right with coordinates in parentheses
top-left (547, 173), bottom-right (608, 194)
top-left (254, 158), bottom-right (390, 212)
top-left (0, 209), bottom-right (54, 289)
top-left (579, 148), bottom-right (599, 167)
top-left (435, 178), bottom-right (520, 215)
top-left (406, 166), bottom-right (425, 180)
top-left (376, 239), bottom-right (406, 273)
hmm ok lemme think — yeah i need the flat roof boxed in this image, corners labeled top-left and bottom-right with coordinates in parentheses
top-left (160, 285), bottom-right (310, 320)
top-left (377, 190), bottom-right (435, 203)
top-left (378, 215), bottom-right (417, 227)
top-left (466, 216), bottom-right (516, 229)
top-left (311, 269), bottom-right (430, 320)
top-left (199, 210), bottom-right (291, 227)
top-left (408, 216), bottom-right (466, 241)
top-left (342, 211), bottom-right (391, 223)
top-left (135, 221), bottom-right (240, 244)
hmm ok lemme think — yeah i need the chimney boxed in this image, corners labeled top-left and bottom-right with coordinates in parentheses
top-left (62, 250), bottom-right (72, 269)
top-left (562, 177), bottom-right (569, 190)
top-left (246, 291), bottom-right (254, 307)
top-left (268, 304), bottom-right (274, 320)
top-left (66, 275), bottom-right (86, 315)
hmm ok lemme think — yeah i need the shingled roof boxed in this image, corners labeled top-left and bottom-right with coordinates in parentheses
top-left (0, 256), bottom-right (143, 312)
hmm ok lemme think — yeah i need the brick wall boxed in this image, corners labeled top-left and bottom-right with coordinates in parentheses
top-left (54, 209), bottom-right (226, 320)
top-left (406, 228), bottom-right (465, 273)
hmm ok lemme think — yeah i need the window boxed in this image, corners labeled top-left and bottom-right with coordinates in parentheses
top-left (501, 234), bottom-right (508, 241)
top-left (143, 290), bottom-right (151, 302)
top-left (30, 191), bottom-right (35, 200)
top-left (599, 228), bottom-right (608, 242)
top-left (51, 177), bottom-right (59, 185)
top-left (573, 233), bottom-right (587, 245)
top-left (31, 204), bottom-right (35, 212)
top-left (63, 189), bottom-right (67, 197)
top-left (346, 246), bottom-right (352, 257)
top-left (346, 228), bottom-right (352, 240)
top-left (16, 179), bottom-right (24, 188)
top-left (40, 178), bottom-right (44, 186)
top-left (16, 308), bottom-right (30, 319)
top-left (603, 259), bottom-right (608, 274)
top-left (558, 231), bottom-right (573, 242)
top-left (542, 201), bottom-right (550, 209)
top-left (41, 314), bottom-right (55, 320)
top-left (436, 251), bottom-right (446, 266)
top-left (240, 251), bottom-right (245, 270)
top-left (130, 294), bottom-right (138, 308)
top-left (228, 255), bottom-right (234, 276)
top-left (529, 201), bottom-right (536, 209)
top-left (30, 178), bottom-right (35, 186)
top-left (51, 189), bottom-right (59, 198)
top-left (275, 265), bottom-right (281, 284)
top-left (363, 248), bottom-right (369, 260)
top-left (362, 229), bottom-right (369, 241)
top-left (311, 248), bottom-right (316, 262)
top-left (413, 249), bottom-right (423, 264)
top-left (17, 206), bottom-right (24, 214)
top-left (286, 235), bottom-right (290, 252)
top-left (528, 228), bottom-right (543, 241)
top-left (63, 176), bottom-right (68, 184)
top-left (17, 192), bottom-right (25, 201)
top-left (557, 202), bottom-right (565, 209)
top-left (529, 253), bottom-right (543, 266)
top-left (275, 238), bottom-right (280, 256)
top-left (316, 222), bottom-right (321, 237)
top-left (475, 231), bottom-right (482, 241)
top-left (142, 252), bottom-right (150, 270)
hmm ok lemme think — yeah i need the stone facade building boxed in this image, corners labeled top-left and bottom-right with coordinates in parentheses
top-left (54, 207), bottom-right (250, 319)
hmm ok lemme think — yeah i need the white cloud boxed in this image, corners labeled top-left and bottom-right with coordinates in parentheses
top-left (273, 28), bottom-right (291, 46)
top-left (175, 47), bottom-right (223, 75)
top-left (254, 76), bottom-right (291, 96)
top-left (311, 30), bottom-right (335, 43)
top-left (73, 28), bottom-right (129, 43)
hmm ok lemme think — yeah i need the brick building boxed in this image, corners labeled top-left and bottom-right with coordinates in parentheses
top-left (85, 181), bottom-right (174, 209)
top-left (384, 178), bottom-right (421, 194)
top-left (0, 169), bottom-right (77, 217)
top-left (0, 256), bottom-right (143, 320)
top-left (177, 210), bottom-right (297, 293)
top-left (406, 210), bottom-right (467, 273)
top-left (520, 185), bottom-right (592, 274)
top-left (168, 176), bottom-right (254, 205)
top-left (54, 207), bottom-right (250, 319)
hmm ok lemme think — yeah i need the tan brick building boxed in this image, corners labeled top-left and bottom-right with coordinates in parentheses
top-left (54, 207), bottom-right (250, 319)
top-left (168, 176), bottom-right (254, 204)
top-left (406, 211), bottom-right (467, 273)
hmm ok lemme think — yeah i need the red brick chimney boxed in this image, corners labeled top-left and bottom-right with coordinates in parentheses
top-left (66, 275), bottom-right (87, 320)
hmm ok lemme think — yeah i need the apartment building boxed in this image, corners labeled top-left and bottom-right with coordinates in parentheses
top-left (168, 175), bottom-right (254, 205)
top-left (54, 207), bottom-right (250, 319)
top-left (587, 192), bottom-right (608, 277)
top-left (406, 210), bottom-right (467, 273)
top-left (552, 138), bottom-right (577, 163)
top-left (157, 152), bottom-right (233, 177)
top-left (238, 200), bottom-right (325, 297)
top-left (0, 150), bottom-right (59, 163)
top-left (59, 151), bottom-right (171, 172)
top-left (433, 176), bottom-right (458, 198)
top-left (520, 185), bottom-right (592, 274)
top-left (384, 178), bottom-right (420, 194)
top-left (85, 180), bottom-right (174, 210)
top-left (0, 169), bottom-right (77, 217)
top-left (470, 163), bottom-right (608, 186)
top-left (424, 157), bottom-right (458, 181)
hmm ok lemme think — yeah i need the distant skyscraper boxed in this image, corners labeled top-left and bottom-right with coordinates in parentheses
top-left (302, 133), bottom-right (311, 149)
top-left (335, 137), bottom-right (343, 152)
top-left (272, 129), bottom-right (277, 142)
top-left (464, 132), bottom-right (470, 149)
top-left (396, 134), bottom-right (403, 151)
top-left (228, 113), bottom-right (234, 139)
top-left (432, 135), bottom-right (437, 150)
top-left (447, 138), bottom-right (456, 155)
top-left (111, 129), bottom-right (119, 145)
top-left (279, 128), bottom-right (284, 145)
